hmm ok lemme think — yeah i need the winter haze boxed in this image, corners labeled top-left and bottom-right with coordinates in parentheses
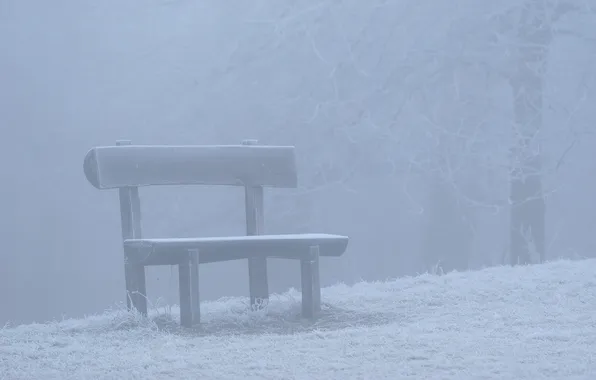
top-left (1, 0), bottom-right (595, 329)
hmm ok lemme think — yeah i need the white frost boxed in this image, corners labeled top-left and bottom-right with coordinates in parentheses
top-left (1, 259), bottom-right (595, 379)
top-left (126, 233), bottom-right (346, 244)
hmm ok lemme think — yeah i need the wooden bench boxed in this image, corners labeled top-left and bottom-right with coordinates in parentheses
top-left (83, 139), bottom-right (349, 327)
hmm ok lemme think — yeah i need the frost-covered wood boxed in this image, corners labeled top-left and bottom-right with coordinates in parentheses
top-left (242, 139), bottom-right (269, 308)
top-left (83, 144), bottom-right (298, 189)
top-left (123, 234), bottom-right (348, 265)
top-left (115, 140), bottom-right (146, 313)
top-left (301, 245), bottom-right (321, 318)
top-left (178, 249), bottom-right (200, 327)
top-left (84, 140), bottom-right (349, 327)
top-left (122, 233), bottom-right (347, 325)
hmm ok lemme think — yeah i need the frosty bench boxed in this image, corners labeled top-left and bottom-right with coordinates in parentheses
top-left (83, 140), bottom-right (349, 327)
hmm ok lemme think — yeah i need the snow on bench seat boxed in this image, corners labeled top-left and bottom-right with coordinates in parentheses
top-left (124, 233), bottom-right (349, 265)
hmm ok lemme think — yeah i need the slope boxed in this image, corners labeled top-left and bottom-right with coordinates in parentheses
top-left (1, 259), bottom-right (595, 379)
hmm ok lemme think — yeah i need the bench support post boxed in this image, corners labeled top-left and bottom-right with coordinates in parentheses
top-left (124, 259), bottom-right (148, 316)
top-left (243, 139), bottom-right (269, 309)
top-left (117, 139), bottom-right (147, 314)
top-left (301, 245), bottom-right (321, 318)
top-left (248, 257), bottom-right (269, 309)
top-left (179, 249), bottom-right (201, 328)
top-left (312, 245), bottom-right (321, 313)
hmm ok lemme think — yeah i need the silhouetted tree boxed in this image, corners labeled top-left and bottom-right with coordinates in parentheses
top-left (509, 0), bottom-right (554, 265)
top-left (422, 174), bottom-right (473, 274)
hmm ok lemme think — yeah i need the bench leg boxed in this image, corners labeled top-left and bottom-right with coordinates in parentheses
top-left (190, 249), bottom-right (201, 325)
top-left (300, 245), bottom-right (321, 319)
top-left (248, 257), bottom-right (269, 309)
top-left (179, 249), bottom-right (201, 328)
top-left (124, 262), bottom-right (147, 316)
top-left (312, 246), bottom-right (321, 313)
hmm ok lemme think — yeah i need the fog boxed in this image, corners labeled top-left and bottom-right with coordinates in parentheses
top-left (2, 0), bottom-right (595, 326)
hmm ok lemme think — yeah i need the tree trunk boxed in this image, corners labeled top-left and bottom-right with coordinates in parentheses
top-left (509, 0), bottom-right (549, 265)
top-left (422, 176), bottom-right (472, 274)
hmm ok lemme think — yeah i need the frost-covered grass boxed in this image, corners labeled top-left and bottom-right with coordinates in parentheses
top-left (2, 260), bottom-right (596, 379)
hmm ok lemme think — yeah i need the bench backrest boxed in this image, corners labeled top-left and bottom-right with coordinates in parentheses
top-left (84, 141), bottom-right (297, 189)
top-left (83, 140), bottom-right (297, 240)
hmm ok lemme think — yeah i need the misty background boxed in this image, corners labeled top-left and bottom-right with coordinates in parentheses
top-left (1, 0), bottom-right (595, 326)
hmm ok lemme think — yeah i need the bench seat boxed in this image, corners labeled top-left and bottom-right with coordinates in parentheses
top-left (123, 233), bottom-right (349, 265)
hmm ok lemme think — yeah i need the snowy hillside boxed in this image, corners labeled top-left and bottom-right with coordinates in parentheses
top-left (2, 259), bottom-right (595, 379)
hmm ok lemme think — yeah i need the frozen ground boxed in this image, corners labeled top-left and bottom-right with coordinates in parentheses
top-left (1, 259), bottom-right (596, 379)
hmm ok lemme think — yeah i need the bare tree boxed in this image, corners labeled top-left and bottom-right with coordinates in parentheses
top-left (507, 0), bottom-right (595, 265)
